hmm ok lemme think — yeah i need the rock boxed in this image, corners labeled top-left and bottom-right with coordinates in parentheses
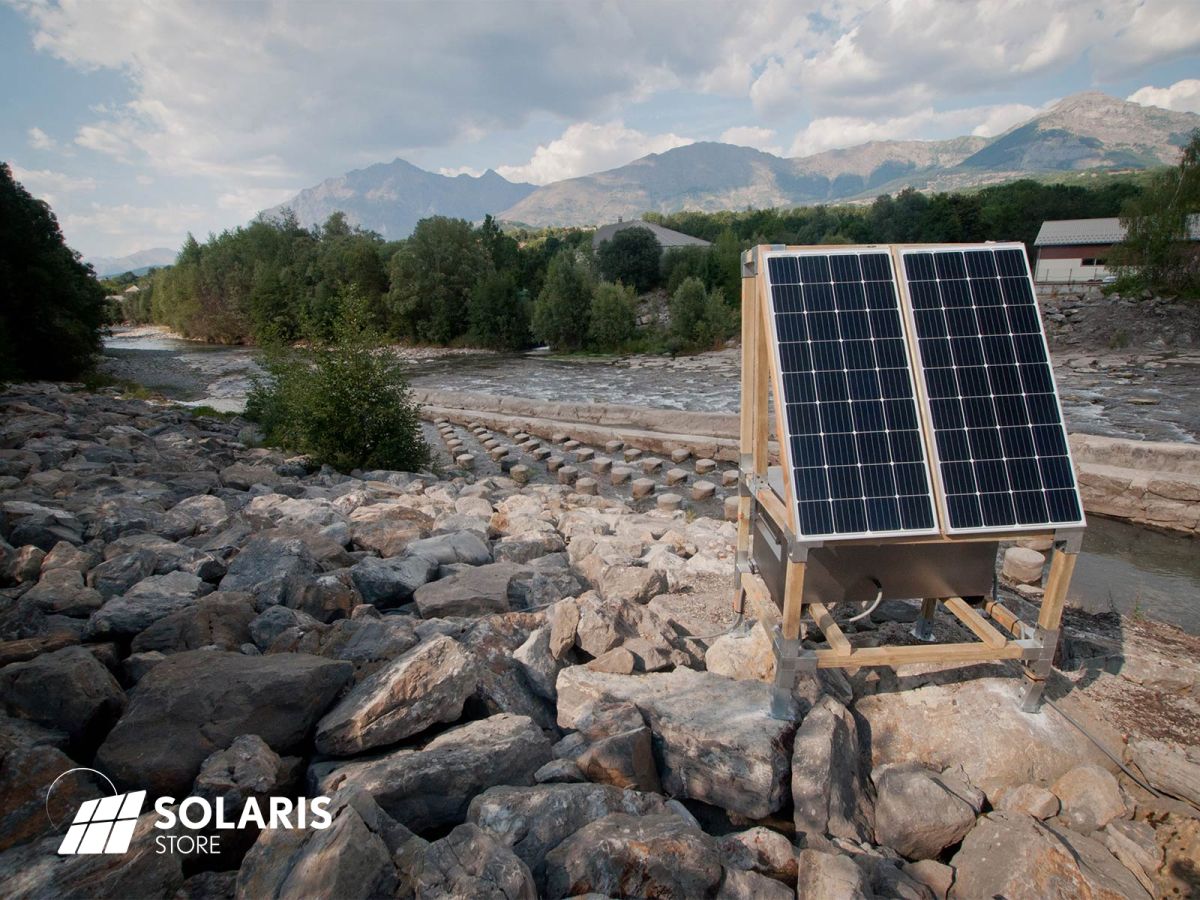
top-left (455, 453), bottom-right (475, 470)
top-left (236, 788), bottom-right (407, 900)
top-left (1102, 819), bottom-right (1161, 895)
top-left (718, 827), bottom-right (798, 884)
top-left (122, 651), bottom-right (166, 683)
top-left (705, 621), bottom-right (775, 682)
top-left (1127, 738), bottom-right (1200, 807)
top-left (950, 810), bottom-right (1150, 899)
top-left (795, 848), bottom-right (872, 900)
top-left (193, 734), bottom-right (295, 809)
top-left (312, 714), bottom-right (552, 832)
top-left (903, 860), bottom-right (954, 900)
top-left (467, 783), bottom-right (668, 884)
top-left (717, 867), bottom-right (794, 900)
top-left (409, 823), bottom-right (536, 899)
top-left (0, 646), bottom-right (125, 751)
top-left (406, 530), bottom-right (491, 567)
top-left (534, 758), bottom-right (584, 784)
top-left (219, 535), bottom-right (318, 609)
top-left (792, 696), bottom-right (874, 843)
top-left (995, 783), bottom-right (1060, 819)
top-left (413, 561), bottom-right (526, 618)
top-left (547, 598), bottom-right (579, 660)
top-left (557, 667), bottom-right (796, 818)
top-left (856, 677), bottom-right (1117, 798)
top-left (349, 554), bottom-right (438, 608)
top-left (4, 545), bottom-right (45, 584)
top-left (88, 550), bottom-right (157, 599)
top-left (543, 813), bottom-right (722, 900)
top-left (595, 564), bottom-right (666, 605)
top-left (577, 726), bottom-right (662, 793)
top-left (162, 495), bottom-right (229, 539)
top-left (19, 568), bottom-right (104, 617)
top-left (691, 480), bottom-right (717, 501)
top-left (509, 464), bottom-right (531, 484)
top-left (873, 763), bottom-right (982, 859)
top-left (514, 626), bottom-right (560, 701)
top-left (1051, 764), bottom-right (1127, 833)
top-left (724, 495), bottom-right (739, 521)
top-left (665, 468), bottom-right (689, 486)
top-left (87, 571), bottom-right (214, 638)
top-left (656, 492), bottom-right (683, 511)
top-left (97, 650), bottom-right (353, 795)
top-left (0, 810), bottom-right (183, 899)
top-left (315, 635), bottom-right (478, 755)
top-left (39, 541), bottom-right (95, 575)
top-left (290, 569), bottom-right (359, 623)
top-left (1002, 546), bottom-right (1045, 584)
top-left (587, 647), bottom-right (637, 674)
top-left (249, 605), bottom-right (320, 651)
top-left (574, 476), bottom-right (598, 495)
top-left (175, 870), bottom-right (236, 899)
top-left (557, 465), bottom-right (578, 485)
top-left (610, 467), bottom-right (633, 485)
top-left (630, 477), bottom-right (655, 498)
top-left (220, 462), bottom-right (280, 490)
top-left (130, 592), bottom-right (256, 653)
top-left (640, 457), bottom-right (663, 474)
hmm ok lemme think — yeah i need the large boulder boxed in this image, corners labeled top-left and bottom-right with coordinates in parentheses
top-left (314, 635), bottom-right (479, 755)
top-left (348, 554), bottom-right (437, 608)
top-left (405, 530), bottom-right (492, 567)
top-left (856, 677), bottom-right (1117, 798)
top-left (543, 813), bottom-right (723, 900)
top-left (412, 561), bottom-right (527, 618)
top-left (349, 504), bottom-right (434, 558)
top-left (792, 695), bottom-right (874, 843)
top-left (1127, 739), bottom-right (1200, 807)
top-left (872, 763), bottom-right (982, 860)
top-left (0, 646), bottom-right (125, 751)
top-left (129, 592), bottom-right (256, 653)
top-left (1050, 764), bottom-right (1128, 833)
top-left (19, 569), bottom-right (103, 617)
top-left (86, 571), bottom-right (214, 638)
top-left (467, 783), bottom-right (669, 885)
top-left (556, 667), bottom-right (797, 819)
top-left (795, 849), bottom-right (872, 900)
top-left (96, 650), bottom-right (353, 795)
top-left (950, 810), bottom-right (1150, 899)
top-left (236, 788), bottom-right (407, 900)
top-left (407, 823), bottom-right (536, 899)
top-left (219, 535), bottom-right (317, 609)
top-left (312, 714), bottom-right (552, 832)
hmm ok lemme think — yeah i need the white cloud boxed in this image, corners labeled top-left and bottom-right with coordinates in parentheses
top-left (61, 202), bottom-right (214, 258)
top-left (27, 127), bottom-right (60, 151)
top-left (8, 165), bottom-right (98, 205)
top-left (496, 121), bottom-right (693, 185)
top-left (719, 126), bottom-right (783, 156)
top-left (217, 187), bottom-right (300, 220)
top-left (1128, 79), bottom-right (1200, 114)
top-left (438, 166), bottom-right (485, 178)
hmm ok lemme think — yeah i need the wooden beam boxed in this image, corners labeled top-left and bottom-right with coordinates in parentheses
top-left (754, 487), bottom-right (790, 530)
top-left (1039, 548), bottom-right (1078, 632)
top-left (781, 559), bottom-right (806, 641)
top-left (808, 602), bottom-right (851, 656)
top-left (815, 640), bottom-right (1026, 669)
top-left (944, 597), bottom-right (1007, 648)
top-left (983, 600), bottom-right (1023, 637)
top-left (742, 572), bottom-right (781, 629)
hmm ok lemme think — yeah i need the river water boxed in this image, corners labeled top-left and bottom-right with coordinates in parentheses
top-left (100, 326), bottom-right (1200, 634)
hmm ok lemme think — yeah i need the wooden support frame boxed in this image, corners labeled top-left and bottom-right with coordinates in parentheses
top-left (735, 244), bottom-right (1083, 715)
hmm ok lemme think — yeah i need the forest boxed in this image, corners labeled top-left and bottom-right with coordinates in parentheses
top-left (120, 177), bottom-right (1150, 353)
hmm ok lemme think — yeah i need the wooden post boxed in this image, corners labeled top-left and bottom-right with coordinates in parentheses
top-left (781, 559), bottom-right (806, 641)
top-left (1038, 547), bottom-right (1078, 632)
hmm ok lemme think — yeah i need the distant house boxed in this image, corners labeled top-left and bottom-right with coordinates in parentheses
top-left (1032, 216), bottom-right (1200, 283)
top-left (591, 218), bottom-right (711, 254)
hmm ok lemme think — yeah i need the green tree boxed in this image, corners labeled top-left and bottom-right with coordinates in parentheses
top-left (478, 214), bottom-right (520, 272)
top-left (661, 245), bottom-right (710, 294)
top-left (588, 281), bottom-right (637, 350)
top-left (596, 226), bottom-right (661, 293)
top-left (669, 277), bottom-right (736, 350)
top-left (532, 249), bottom-right (594, 351)
top-left (1114, 130), bottom-right (1200, 295)
top-left (385, 216), bottom-right (490, 343)
top-left (246, 286), bottom-right (430, 473)
top-left (469, 270), bottom-right (531, 350)
top-left (0, 163), bottom-right (107, 380)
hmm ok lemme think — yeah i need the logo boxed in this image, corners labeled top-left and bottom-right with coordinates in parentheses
top-left (47, 767), bottom-right (332, 857)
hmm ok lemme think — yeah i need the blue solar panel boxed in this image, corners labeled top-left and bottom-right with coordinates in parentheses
top-left (765, 250), bottom-right (939, 539)
top-left (901, 245), bottom-right (1084, 533)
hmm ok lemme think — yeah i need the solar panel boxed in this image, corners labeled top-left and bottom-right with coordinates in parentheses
top-left (764, 250), bottom-right (939, 540)
top-left (900, 244), bottom-right (1085, 534)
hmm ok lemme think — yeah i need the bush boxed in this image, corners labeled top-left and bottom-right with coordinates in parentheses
top-left (468, 270), bottom-right (531, 350)
top-left (669, 277), bottom-right (737, 350)
top-left (588, 281), bottom-right (638, 351)
top-left (532, 249), bottom-right (594, 351)
top-left (246, 287), bottom-right (430, 473)
top-left (596, 226), bottom-right (661, 293)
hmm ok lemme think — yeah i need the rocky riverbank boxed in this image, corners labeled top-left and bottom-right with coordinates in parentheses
top-left (2, 383), bottom-right (1198, 898)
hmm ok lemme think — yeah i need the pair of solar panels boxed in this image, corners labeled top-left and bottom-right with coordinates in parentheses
top-left (762, 243), bottom-right (1084, 541)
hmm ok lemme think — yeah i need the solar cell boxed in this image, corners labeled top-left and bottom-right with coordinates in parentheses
top-left (900, 244), bottom-right (1084, 533)
top-left (765, 250), bottom-right (939, 539)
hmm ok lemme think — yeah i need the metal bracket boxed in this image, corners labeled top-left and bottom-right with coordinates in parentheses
top-left (1053, 528), bottom-right (1084, 554)
top-left (769, 628), bottom-right (815, 720)
top-left (741, 249), bottom-right (756, 278)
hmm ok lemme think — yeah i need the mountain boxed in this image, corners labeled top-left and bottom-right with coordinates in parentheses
top-left (259, 92), bottom-right (1200, 235)
top-left (88, 247), bottom-right (176, 277)
top-left (500, 92), bottom-right (1199, 226)
top-left (260, 158), bottom-right (535, 238)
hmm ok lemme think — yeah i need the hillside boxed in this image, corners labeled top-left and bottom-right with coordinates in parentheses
top-left (88, 247), bottom-right (176, 277)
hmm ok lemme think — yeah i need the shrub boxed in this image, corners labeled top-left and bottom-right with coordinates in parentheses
top-left (468, 270), bottom-right (531, 350)
top-left (532, 249), bottom-right (594, 351)
top-left (669, 277), bottom-right (737, 350)
top-left (246, 286), bottom-right (430, 473)
top-left (588, 281), bottom-right (638, 351)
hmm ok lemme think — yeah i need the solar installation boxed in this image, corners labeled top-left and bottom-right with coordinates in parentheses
top-left (900, 244), bottom-right (1084, 533)
top-left (764, 250), bottom-right (939, 540)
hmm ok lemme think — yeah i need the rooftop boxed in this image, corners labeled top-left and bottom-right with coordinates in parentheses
top-left (1034, 215), bottom-right (1200, 247)
top-left (592, 219), bottom-right (711, 251)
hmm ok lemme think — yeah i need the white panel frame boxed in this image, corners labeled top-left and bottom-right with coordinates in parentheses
top-left (762, 247), bottom-right (942, 541)
top-left (895, 242), bottom-right (1087, 536)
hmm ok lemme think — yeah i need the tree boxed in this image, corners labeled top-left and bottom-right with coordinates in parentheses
top-left (469, 270), bottom-right (531, 350)
top-left (0, 163), bottom-right (107, 380)
top-left (1114, 130), bottom-right (1200, 295)
top-left (588, 281), bottom-right (637, 350)
top-left (669, 277), bottom-right (737, 350)
top-left (532, 249), bottom-right (594, 351)
top-left (596, 226), bottom-right (661, 293)
top-left (385, 216), bottom-right (490, 343)
top-left (661, 245), bottom-right (709, 294)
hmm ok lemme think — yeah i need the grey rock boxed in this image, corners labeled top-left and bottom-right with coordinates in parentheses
top-left (408, 823), bottom-right (536, 900)
top-left (995, 782), bottom-right (1060, 820)
top-left (219, 535), bottom-right (317, 609)
top-left (596, 564), bottom-right (666, 605)
top-left (88, 550), bottom-right (157, 599)
top-left (131, 592), bottom-right (256, 653)
top-left (87, 571), bottom-right (215, 638)
top-left (97, 650), bottom-right (353, 795)
top-left (577, 726), bottom-right (662, 793)
top-left (873, 763), bottom-right (982, 859)
top-left (1102, 818), bottom-right (1161, 895)
top-left (315, 635), bottom-right (478, 755)
top-left (0, 646), bottom-right (125, 750)
top-left (19, 568), bottom-right (103, 617)
top-left (1128, 738), bottom-right (1200, 807)
top-left (122, 650), bottom-right (166, 683)
top-left (792, 696), bottom-right (874, 843)
top-left (349, 554), bottom-right (438, 608)
top-left (718, 827), bottom-right (798, 885)
top-left (406, 530), bottom-right (492, 567)
top-left (718, 867), bottom-right (794, 900)
top-left (193, 734), bottom-right (296, 810)
top-left (312, 714), bottom-right (552, 832)
top-left (796, 849), bottom-right (872, 900)
top-left (248, 605), bottom-right (320, 651)
top-left (514, 626), bottom-right (560, 700)
top-left (413, 561), bottom-right (527, 618)
top-left (1051, 764), bottom-right (1128, 833)
top-left (533, 759), bottom-right (585, 784)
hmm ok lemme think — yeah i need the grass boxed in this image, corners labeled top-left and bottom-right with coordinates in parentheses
top-left (187, 404), bottom-right (241, 421)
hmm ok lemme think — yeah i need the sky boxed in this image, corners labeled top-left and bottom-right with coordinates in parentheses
top-left (2, 0), bottom-right (1199, 261)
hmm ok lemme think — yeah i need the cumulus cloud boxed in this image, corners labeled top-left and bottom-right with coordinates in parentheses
top-left (61, 201), bottom-right (214, 258)
top-left (8, 165), bottom-right (97, 204)
top-left (496, 121), bottom-right (693, 185)
top-left (1128, 79), bottom-right (1200, 114)
top-left (27, 127), bottom-right (60, 152)
top-left (438, 166), bottom-right (486, 178)
top-left (719, 126), bottom-right (783, 156)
